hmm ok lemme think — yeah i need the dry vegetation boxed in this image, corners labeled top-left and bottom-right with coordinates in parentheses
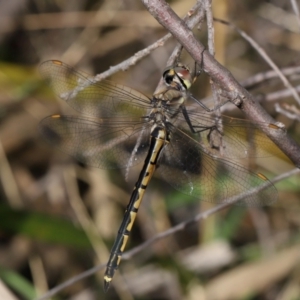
top-left (0, 0), bottom-right (299, 300)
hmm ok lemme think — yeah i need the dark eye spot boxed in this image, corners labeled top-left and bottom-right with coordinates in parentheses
top-left (164, 74), bottom-right (174, 85)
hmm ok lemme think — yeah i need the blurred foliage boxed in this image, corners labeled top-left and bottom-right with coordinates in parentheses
top-left (0, 267), bottom-right (37, 300)
top-left (0, 204), bottom-right (91, 248)
top-left (0, 0), bottom-right (299, 300)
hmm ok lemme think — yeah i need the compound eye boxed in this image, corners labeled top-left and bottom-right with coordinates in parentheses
top-left (163, 69), bottom-right (175, 85)
top-left (164, 74), bottom-right (174, 85)
top-left (175, 67), bottom-right (193, 89)
top-left (176, 68), bottom-right (190, 80)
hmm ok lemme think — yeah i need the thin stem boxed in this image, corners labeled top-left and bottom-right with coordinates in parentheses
top-left (36, 167), bottom-right (300, 300)
top-left (141, 0), bottom-right (300, 168)
top-left (214, 18), bottom-right (300, 106)
top-left (94, 1), bottom-right (204, 81)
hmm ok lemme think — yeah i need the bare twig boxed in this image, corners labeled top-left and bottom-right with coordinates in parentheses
top-left (36, 167), bottom-right (300, 300)
top-left (204, 0), bottom-right (215, 56)
top-left (94, 0), bottom-right (204, 81)
top-left (192, 68), bottom-right (300, 113)
top-left (141, 0), bottom-right (300, 168)
top-left (94, 33), bottom-right (172, 80)
top-left (165, 0), bottom-right (205, 67)
top-left (275, 103), bottom-right (300, 121)
top-left (263, 84), bottom-right (300, 103)
top-left (241, 65), bottom-right (300, 88)
top-left (214, 18), bottom-right (300, 106)
top-left (203, 0), bottom-right (224, 149)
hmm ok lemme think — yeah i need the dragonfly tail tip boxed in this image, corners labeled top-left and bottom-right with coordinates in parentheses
top-left (103, 277), bottom-right (111, 292)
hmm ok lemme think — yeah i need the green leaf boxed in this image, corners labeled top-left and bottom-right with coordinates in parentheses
top-left (0, 267), bottom-right (36, 300)
top-left (0, 204), bottom-right (91, 248)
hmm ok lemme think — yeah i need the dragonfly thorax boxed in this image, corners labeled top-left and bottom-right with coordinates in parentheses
top-left (151, 64), bottom-right (194, 117)
top-left (147, 108), bottom-right (169, 125)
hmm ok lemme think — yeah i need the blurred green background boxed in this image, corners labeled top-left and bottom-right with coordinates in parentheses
top-left (0, 0), bottom-right (299, 299)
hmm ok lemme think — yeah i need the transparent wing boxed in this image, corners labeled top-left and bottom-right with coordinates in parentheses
top-left (39, 115), bottom-right (151, 169)
top-left (40, 60), bottom-right (152, 119)
top-left (156, 123), bottom-right (277, 206)
top-left (174, 107), bottom-right (283, 159)
top-left (39, 60), bottom-right (277, 206)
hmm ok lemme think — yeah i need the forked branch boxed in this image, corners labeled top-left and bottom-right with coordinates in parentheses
top-left (141, 0), bottom-right (300, 167)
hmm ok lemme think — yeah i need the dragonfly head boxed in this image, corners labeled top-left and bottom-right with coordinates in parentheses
top-left (163, 64), bottom-right (193, 92)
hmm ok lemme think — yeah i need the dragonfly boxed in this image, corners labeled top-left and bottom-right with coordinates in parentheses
top-left (39, 60), bottom-right (278, 291)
